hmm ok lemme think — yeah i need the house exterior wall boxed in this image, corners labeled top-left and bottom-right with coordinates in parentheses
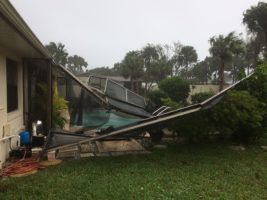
top-left (0, 47), bottom-right (24, 168)
top-left (187, 84), bottom-right (220, 103)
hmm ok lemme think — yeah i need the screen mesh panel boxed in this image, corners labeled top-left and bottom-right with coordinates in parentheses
top-left (105, 80), bottom-right (127, 102)
top-left (127, 90), bottom-right (146, 108)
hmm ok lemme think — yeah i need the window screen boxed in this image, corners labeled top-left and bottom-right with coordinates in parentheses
top-left (6, 59), bottom-right (18, 112)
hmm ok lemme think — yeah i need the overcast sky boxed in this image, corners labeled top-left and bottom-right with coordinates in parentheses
top-left (10, 0), bottom-right (263, 69)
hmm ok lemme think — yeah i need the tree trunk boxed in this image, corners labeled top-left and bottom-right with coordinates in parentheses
top-left (232, 64), bottom-right (235, 83)
top-left (253, 51), bottom-right (258, 69)
top-left (136, 81), bottom-right (140, 94)
top-left (130, 77), bottom-right (134, 92)
top-left (185, 62), bottom-right (188, 79)
top-left (144, 82), bottom-right (148, 96)
top-left (219, 61), bottom-right (225, 91)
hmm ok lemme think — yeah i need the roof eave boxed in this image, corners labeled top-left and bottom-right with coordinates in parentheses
top-left (0, 0), bottom-right (51, 58)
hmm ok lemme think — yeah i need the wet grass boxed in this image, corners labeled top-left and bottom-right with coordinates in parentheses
top-left (1, 141), bottom-right (267, 199)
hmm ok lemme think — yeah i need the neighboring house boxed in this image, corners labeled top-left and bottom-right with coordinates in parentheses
top-left (0, 1), bottom-right (54, 168)
top-left (187, 85), bottom-right (220, 103)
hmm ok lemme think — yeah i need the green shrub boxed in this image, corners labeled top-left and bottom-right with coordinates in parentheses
top-left (246, 63), bottom-right (267, 102)
top-left (146, 89), bottom-right (168, 108)
top-left (238, 62), bottom-right (267, 134)
top-left (52, 81), bottom-right (68, 128)
top-left (170, 110), bottom-right (215, 142)
top-left (170, 90), bottom-right (266, 143)
top-left (211, 90), bottom-right (266, 143)
top-left (159, 76), bottom-right (190, 103)
top-left (161, 97), bottom-right (182, 110)
top-left (191, 91), bottom-right (214, 104)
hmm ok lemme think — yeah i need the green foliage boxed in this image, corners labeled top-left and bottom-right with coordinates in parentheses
top-left (160, 97), bottom-right (182, 110)
top-left (211, 90), bottom-right (266, 142)
top-left (45, 42), bottom-right (68, 66)
top-left (177, 46), bottom-right (198, 79)
top-left (245, 62), bottom-right (267, 101)
top-left (31, 81), bottom-right (69, 129)
top-left (141, 44), bottom-right (173, 89)
top-left (67, 55), bottom-right (88, 75)
top-left (52, 111), bottom-right (66, 129)
top-left (209, 32), bottom-right (244, 90)
top-left (171, 63), bottom-right (267, 143)
top-left (52, 82), bottom-right (69, 128)
top-left (146, 89), bottom-right (167, 108)
top-left (170, 110), bottom-right (215, 142)
top-left (237, 67), bottom-right (246, 80)
top-left (46, 42), bottom-right (88, 74)
top-left (191, 91), bottom-right (214, 104)
top-left (243, 2), bottom-right (267, 49)
top-left (171, 90), bottom-right (266, 143)
top-left (120, 50), bottom-right (144, 92)
top-left (159, 76), bottom-right (190, 103)
top-left (190, 60), bottom-right (209, 84)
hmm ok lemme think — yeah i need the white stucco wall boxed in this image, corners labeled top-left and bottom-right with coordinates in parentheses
top-left (0, 48), bottom-right (24, 168)
top-left (187, 84), bottom-right (220, 103)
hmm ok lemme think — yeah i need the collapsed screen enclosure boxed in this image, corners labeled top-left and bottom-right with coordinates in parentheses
top-left (52, 66), bottom-right (142, 132)
top-left (24, 58), bottom-right (142, 136)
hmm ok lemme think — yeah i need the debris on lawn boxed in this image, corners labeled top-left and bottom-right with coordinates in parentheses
top-left (55, 139), bottom-right (151, 159)
top-left (228, 145), bottom-right (246, 151)
top-left (260, 146), bottom-right (267, 151)
top-left (153, 144), bottom-right (168, 149)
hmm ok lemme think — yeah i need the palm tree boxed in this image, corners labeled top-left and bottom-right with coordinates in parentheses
top-left (243, 2), bottom-right (267, 50)
top-left (67, 55), bottom-right (88, 74)
top-left (178, 46), bottom-right (198, 79)
top-left (45, 42), bottom-right (68, 66)
top-left (141, 44), bottom-right (159, 94)
top-left (121, 51), bottom-right (144, 93)
top-left (209, 32), bottom-right (243, 91)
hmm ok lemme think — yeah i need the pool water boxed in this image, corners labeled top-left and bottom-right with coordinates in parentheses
top-left (82, 109), bottom-right (141, 129)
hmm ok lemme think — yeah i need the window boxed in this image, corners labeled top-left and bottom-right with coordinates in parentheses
top-left (6, 59), bottom-right (18, 112)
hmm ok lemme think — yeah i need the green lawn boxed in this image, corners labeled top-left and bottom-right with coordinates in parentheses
top-left (1, 142), bottom-right (267, 200)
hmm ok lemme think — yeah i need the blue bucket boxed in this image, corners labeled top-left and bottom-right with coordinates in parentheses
top-left (19, 131), bottom-right (30, 145)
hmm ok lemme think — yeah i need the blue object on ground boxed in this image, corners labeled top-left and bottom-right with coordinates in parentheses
top-left (19, 131), bottom-right (30, 145)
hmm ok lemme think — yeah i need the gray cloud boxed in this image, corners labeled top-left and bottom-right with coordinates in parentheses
top-left (10, 0), bottom-right (261, 69)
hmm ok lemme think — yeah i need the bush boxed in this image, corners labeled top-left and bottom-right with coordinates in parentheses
top-left (238, 62), bottom-right (267, 134)
top-left (146, 89), bottom-right (168, 109)
top-left (211, 90), bottom-right (266, 143)
top-left (159, 76), bottom-right (190, 103)
top-left (151, 63), bottom-right (267, 143)
top-left (170, 110), bottom-right (215, 142)
top-left (170, 90), bottom-right (266, 143)
top-left (161, 97), bottom-right (182, 110)
top-left (245, 63), bottom-right (267, 102)
top-left (191, 91), bottom-right (214, 104)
